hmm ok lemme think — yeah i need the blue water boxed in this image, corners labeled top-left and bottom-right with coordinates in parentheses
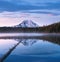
top-left (0, 39), bottom-right (18, 58)
top-left (0, 33), bottom-right (60, 62)
top-left (5, 39), bottom-right (60, 62)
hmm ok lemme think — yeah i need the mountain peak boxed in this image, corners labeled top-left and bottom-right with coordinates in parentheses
top-left (16, 20), bottom-right (39, 27)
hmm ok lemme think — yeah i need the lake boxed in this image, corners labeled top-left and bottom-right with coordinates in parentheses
top-left (0, 33), bottom-right (60, 62)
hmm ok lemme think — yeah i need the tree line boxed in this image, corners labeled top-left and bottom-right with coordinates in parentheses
top-left (0, 22), bottom-right (60, 33)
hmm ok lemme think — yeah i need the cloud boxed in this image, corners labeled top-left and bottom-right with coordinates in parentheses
top-left (0, 0), bottom-right (60, 11)
top-left (25, 10), bottom-right (60, 16)
top-left (0, 11), bottom-right (60, 27)
top-left (0, 0), bottom-right (40, 11)
top-left (0, 0), bottom-right (60, 27)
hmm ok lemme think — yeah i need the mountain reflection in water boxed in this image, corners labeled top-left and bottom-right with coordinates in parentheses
top-left (0, 33), bottom-right (60, 62)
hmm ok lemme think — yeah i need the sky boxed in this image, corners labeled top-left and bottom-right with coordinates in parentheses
top-left (0, 0), bottom-right (60, 27)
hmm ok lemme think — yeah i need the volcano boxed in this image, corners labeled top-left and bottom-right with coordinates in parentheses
top-left (16, 20), bottom-right (39, 27)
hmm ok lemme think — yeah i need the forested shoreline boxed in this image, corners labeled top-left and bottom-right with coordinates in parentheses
top-left (0, 22), bottom-right (60, 33)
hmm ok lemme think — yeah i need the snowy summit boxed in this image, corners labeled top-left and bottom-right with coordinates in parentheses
top-left (16, 20), bottom-right (39, 27)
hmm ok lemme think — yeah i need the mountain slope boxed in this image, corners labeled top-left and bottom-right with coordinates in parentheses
top-left (38, 22), bottom-right (60, 32)
top-left (16, 20), bottom-right (39, 27)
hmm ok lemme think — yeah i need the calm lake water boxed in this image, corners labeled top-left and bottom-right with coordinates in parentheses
top-left (0, 33), bottom-right (60, 62)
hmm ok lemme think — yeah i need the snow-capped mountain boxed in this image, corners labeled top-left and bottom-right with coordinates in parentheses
top-left (16, 20), bottom-right (39, 27)
top-left (16, 39), bottom-right (37, 46)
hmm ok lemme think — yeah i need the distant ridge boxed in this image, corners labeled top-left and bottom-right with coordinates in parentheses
top-left (15, 20), bottom-right (39, 27)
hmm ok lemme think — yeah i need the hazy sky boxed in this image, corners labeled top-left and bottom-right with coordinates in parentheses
top-left (0, 0), bottom-right (60, 27)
